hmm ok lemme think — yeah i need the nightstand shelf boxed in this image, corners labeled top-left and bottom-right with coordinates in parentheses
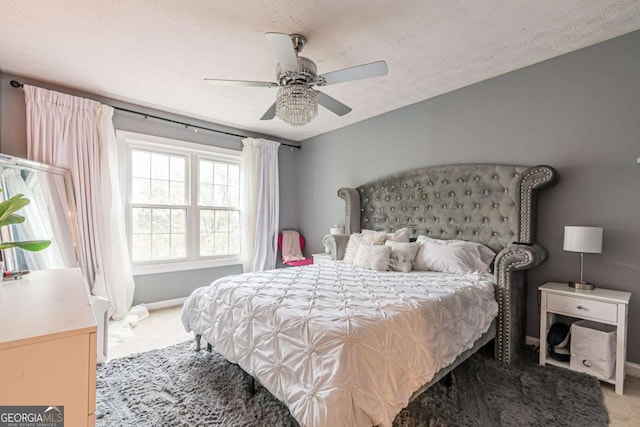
top-left (539, 282), bottom-right (630, 395)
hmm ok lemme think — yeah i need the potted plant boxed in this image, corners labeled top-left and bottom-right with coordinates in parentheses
top-left (0, 192), bottom-right (51, 278)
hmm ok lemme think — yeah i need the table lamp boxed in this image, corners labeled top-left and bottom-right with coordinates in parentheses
top-left (563, 226), bottom-right (603, 290)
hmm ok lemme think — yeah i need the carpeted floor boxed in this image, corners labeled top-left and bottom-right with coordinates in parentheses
top-left (97, 341), bottom-right (608, 427)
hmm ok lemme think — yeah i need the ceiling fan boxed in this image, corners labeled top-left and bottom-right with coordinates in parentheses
top-left (204, 33), bottom-right (388, 127)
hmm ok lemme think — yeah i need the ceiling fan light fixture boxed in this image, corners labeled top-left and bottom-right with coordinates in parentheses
top-left (276, 85), bottom-right (318, 127)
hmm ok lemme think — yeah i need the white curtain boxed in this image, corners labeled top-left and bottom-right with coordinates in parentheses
top-left (240, 137), bottom-right (280, 272)
top-left (24, 85), bottom-right (134, 320)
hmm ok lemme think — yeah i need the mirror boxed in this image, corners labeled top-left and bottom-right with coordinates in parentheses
top-left (0, 154), bottom-right (80, 271)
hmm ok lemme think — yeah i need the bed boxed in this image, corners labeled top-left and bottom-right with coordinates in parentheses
top-left (182, 163), bottom-right (556, 427)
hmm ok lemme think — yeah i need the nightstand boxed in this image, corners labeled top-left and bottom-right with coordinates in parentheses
top-left (539, 282), bottom-right (631, 395)
top-left (312, 253), bottom-right (333, 264)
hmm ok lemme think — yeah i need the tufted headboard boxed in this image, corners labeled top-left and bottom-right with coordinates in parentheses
top-left (329, 164), bottom-right (557, 364)
top-left (338, 164), bottom-right (555, 253)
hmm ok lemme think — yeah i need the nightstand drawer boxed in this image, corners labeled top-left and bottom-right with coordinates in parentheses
top-left (547, 293), bottom-right (617, 323)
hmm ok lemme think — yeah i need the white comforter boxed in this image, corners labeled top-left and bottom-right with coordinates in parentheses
top-left (181, 262), bottom-right (498, 427)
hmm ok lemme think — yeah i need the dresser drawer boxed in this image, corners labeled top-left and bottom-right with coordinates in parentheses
top-left (547, 293), bottom-right (617, 323)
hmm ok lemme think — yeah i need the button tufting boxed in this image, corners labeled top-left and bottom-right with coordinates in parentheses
top-left (474, 176), bottom-right (480, 181)
top-left (441, 204), bottom-right (447, 209)
top-left (458, 178), bottom-right (464, 183)
top-left (466, 190), bottom-right (471, 195)
top-left (390, 207), bottom-right (395, 211)
top-left (427, 205), bottom-right (432, 210)
top-left (493, 203), bottom-right (498, 207)
top-left (403, 183), bottom-right (407, 188)
top-left (402, 207), bottom-right (407, 211)
top-left (443, 179), bottom-right (449, 184)
top-left (449, 192), bottom-right (455, 197)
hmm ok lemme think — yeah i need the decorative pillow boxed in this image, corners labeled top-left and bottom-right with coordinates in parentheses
top-left (342, 234), bottom-right (362, 264)
top-left (413, 236), bottom-right (496, 274)
top-left (342, 232), bottom-right (387, 264)
top-left (385, 241), bottom-right (419, 272)
top-left (353, 244), bottom-right (392, 271)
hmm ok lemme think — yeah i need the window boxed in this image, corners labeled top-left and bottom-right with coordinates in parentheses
top-left (117, 131), bottom-right (241, 274)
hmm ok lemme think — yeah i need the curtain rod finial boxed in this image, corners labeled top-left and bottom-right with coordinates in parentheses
top-left (10, 80), bottom-right (23, 88)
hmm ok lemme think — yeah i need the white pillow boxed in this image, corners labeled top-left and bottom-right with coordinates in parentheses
top-left (385, 241), bottom-right (419, 273)
top-left (353, 244), bottom-right (391, 271)
top-left (413, 236), bottom-right (496, 274)
top-left (343, 231), bottom-right (387, 264)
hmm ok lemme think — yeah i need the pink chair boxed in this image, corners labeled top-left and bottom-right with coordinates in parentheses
top-left (277, 233), bottom-right (314, 266)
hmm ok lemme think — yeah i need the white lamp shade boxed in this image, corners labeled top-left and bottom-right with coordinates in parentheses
top-left (563, 226), bottom-right (603, 253)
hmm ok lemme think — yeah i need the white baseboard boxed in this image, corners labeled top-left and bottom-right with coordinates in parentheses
top-left (526, 335), bottom-right (639, 378)
top-left (627, 361), bottom-right (640, 378)
top-left (144, 297), bottom-right (187, 311)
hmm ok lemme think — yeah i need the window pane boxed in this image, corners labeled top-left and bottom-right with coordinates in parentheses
top-left (152, 209), bottom-right (170, 233)
top-left (131, 151), bottom-right (150, 178)
top-left (228, 165), bottom-right (239, 187)
top-left (200, 233), bottom-right (214, 257)
top-left (131, 234), bottom-right (151, 262)
top-left (213, 185), bottom-right (227, 206)
top-left (214, 232), bottom-right (229, 254)
top-left (200, 160), bottom-right (213, 184)
top-left (215, 210), bottom-right (228, 231)
top-left (150, 180), bottom-right (169, 204)
top-left (151, 153), bottom-right (169, 180)
top-left (200, 210), bottom-right (215, 233)
top-left (171, 209), bottom-right (186, 233)
top-left (152, 234), bottom-right (171, 259)
top-left (171, 233), bottom-right (186, 258)
top-left (131, 178), bottom-right (150, 203)
top-left (228, 211), bottom-right (239, 232)
top-left (132, 208), bottom-right (151, 233)
top-left (169, 181), bottom-right (185, 205)
top-left (170, 156), bottom-right (185, 181)
top-left (214, 162), bottom-right (228, 184)
top-left (199, 183), bottom-right (214, 206)
top-left (228, 187), bottom-right (239, 208)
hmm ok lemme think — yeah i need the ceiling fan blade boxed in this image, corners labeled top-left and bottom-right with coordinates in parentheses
top-left (320, 60), bottom-right (388, 86)
top-left (204, 79), bottom-right (278, 88)
top-left (265, 33), bottom-right (300, 72)
top-left (318, 91), bottom-right (352, 117)
top-left (260, 102), bottom-right (276, 120)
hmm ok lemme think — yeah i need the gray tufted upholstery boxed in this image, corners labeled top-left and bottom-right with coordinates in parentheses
top-left (326, 164), bottom-right (556, 363)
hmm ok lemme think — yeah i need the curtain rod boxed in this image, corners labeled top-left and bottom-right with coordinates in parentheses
top-left (9, 80), bottom-right (301, 150)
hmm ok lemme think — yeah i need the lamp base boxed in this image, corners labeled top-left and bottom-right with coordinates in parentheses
top-left (568, 281), bottom-right (595, 290)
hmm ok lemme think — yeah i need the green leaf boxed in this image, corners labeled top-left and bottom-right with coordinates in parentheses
top-left (0, 240), bottom-right (51, 251)
top-left (0, 214), bottom-right (25, 226)
top-left (0, 194), bottom-right (30, 227)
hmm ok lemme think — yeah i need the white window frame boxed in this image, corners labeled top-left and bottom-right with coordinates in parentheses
top-left (116, 130), bottom-right (242, 275)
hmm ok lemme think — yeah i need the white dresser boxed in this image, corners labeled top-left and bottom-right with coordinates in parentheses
top-left (0, 268), bottom-right (97, 426)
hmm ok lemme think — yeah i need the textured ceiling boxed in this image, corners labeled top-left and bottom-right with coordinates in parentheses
top-left (1, 1), bottom-right (639, 142)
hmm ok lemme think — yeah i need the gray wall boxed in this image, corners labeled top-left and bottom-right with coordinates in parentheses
top-left (0, 71), bottom-right (299, 305)
top-left (297, 31), bottom-right (640, 362)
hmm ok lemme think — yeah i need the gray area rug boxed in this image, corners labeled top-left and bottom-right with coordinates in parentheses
top-left (97, 341), bottom-right (608, 426)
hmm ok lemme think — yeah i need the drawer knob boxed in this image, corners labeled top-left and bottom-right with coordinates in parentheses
top-left (577, 305), bottom-right (584, 310)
